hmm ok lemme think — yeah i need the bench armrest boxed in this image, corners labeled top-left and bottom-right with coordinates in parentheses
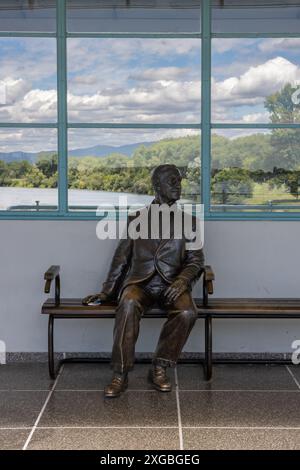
top-left (202, 265), bottom-right (215, 306)
top-left (44, 265), bottom-right (60, 306)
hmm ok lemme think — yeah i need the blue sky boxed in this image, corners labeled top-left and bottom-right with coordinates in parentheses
top-left (67, 38), bottom-right (201, 124)
top-left (0, 36), bottom-right (300, 151)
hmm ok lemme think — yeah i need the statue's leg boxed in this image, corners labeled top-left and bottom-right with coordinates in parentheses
top-left (111, 284), bottom-right (151, 374)
top-left (153, 291), bottom-right (198, 368)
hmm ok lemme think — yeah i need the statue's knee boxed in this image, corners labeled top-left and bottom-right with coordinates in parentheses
top-left (119, 296), bottom-right (140, 313)
top-left (180, 308), bottom-right (198, 324)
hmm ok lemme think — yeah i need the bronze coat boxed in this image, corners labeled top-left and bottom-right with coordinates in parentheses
top-left (101, 203), bottom-right (205, 299)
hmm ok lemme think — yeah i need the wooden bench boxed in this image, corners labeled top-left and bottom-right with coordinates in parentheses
top-left (42, 266), bottom-right (300, 381)
top-left (41, 265), bottom-right (215, 380)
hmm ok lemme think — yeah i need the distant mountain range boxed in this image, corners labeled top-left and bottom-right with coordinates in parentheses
top-left (0, 141), bottom-right (155, 163)
top-left (0, 151), bottom-right (38, 164)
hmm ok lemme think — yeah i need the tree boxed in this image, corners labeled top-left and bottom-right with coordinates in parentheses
top-left (0, 160), bottom-right (10, 185)
top-left (23, 166), bottom-right (46, 188)
top-left (183, 157), bottom-right (201, 201)
top-left (265, 83), bottom-right (300, 124)
top-left (264, 83), bottom-right (300, 200)
top-left (36, 153), bottom-right (58, 179)
top-left (211, 168), bottom-right (254, 205)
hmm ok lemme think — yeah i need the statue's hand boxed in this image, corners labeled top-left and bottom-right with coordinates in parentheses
top-left (164, 278), bottom-right (188, 303)
top-left (82, 292), bottom-right (109, 305)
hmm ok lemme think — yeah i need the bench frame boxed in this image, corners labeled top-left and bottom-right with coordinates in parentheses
top-left (203, 301), bottom-right (300, 380)
top-left (43, 265), bottom-right (215, 380)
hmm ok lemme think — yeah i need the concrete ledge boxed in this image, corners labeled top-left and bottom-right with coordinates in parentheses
top-left (4, 352), bottom-right (293, 363)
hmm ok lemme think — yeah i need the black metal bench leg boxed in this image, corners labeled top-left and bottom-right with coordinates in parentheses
top-left (205, 315), bottom-right (212, 381)
top-left (48, 315), bottom-right (56, 379)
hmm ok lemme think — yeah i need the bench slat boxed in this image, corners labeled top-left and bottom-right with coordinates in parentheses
top-left (202, 299), bottom-right (300, 316)
top-left (42, 298), bottom-right (201, 317)
top-left (42, 297), bottom-right (300, 317)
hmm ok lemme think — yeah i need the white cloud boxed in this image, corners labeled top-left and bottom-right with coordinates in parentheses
top-left (67, 38), bottom-right (200, 93)
top-left (2, 37), bottom-right (300, 132)
top-left (0, 38), bottom-right (56, 84)
top-left (259, 38), bottom-right (300, 53)
top-left (0, 128), bottom-right (57, 153)
top-left (67, 78), bottom-right (201, 123)
top-left (212, 56), bottom-right (300, 116)
top-left (242, 112), bottom-right (270, 123)
top-left (3, 54), bottom-right (299, 125)
top-left (1, 77), bottom-right (31, 104)
top-left (129, 67), bottom-right (191, 82)
top-left (0, 88), bottom-right (57, 122)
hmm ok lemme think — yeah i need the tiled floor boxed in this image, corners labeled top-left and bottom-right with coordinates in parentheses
top-left (0, 362), bottom-right (300, 450)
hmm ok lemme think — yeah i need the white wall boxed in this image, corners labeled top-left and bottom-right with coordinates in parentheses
top-left (0, 220), bottom-right (300, 355)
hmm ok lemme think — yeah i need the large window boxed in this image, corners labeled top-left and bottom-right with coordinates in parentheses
top-left (210, 0), bottom-right (300, 216)
top-left (66, 1), bottom-right (202, 213)
top-left (0, 1), bottom-right (58, 213)
top-left (1, 0), bottom-right (300, 219)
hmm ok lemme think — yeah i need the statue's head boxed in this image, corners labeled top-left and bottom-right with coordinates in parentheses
top-left (151, 164), bottom-right (182, 204)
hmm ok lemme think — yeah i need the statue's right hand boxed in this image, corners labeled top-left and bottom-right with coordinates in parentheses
top-left (82, 292), bottom-right (108, 305)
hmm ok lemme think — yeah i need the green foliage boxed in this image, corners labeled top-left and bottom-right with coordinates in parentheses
top-left (212, 133), bottom-right (273, 171)
top-left (263, 83), bottom-right (300, 198)
top-left (66, 136), bottom-right (201, 199)
top-left (264, 83), bottom-right (300, 124)
top-left (211, 168), bottom-right (254, 204)
top-left (36, 153), bottom-right (58, 179)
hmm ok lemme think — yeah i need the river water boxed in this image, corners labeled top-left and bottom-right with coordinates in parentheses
top-left (0, 187), bottom-right (153, 211)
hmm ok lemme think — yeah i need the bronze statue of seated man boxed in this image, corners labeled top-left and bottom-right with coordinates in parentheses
top-left (83, 164), bottom-right (205, 398)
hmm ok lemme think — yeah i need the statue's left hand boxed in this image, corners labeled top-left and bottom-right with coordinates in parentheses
top-left (82, 292), bottom-right (108, 305)
top-left (164, 278), bottom-right (188, 303)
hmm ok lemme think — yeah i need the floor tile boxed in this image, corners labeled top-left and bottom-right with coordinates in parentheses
top-left (287, 365), bottom-right (300, 388)
top-left (57, 363), bottom-right (175, 391)
top-left (183, 428), bottom-right (300, 450)
top-left (0, 391), bottom-right (48, 428)
top-left (28, 427), bottom-right (179, 450)
top-left (180, 391), bottom-right (300, 427)
top-left (39, 391), bottom-right (178, 427)
top-left (0, 363), bottom-right (53, 390)
top-left (177, 364), bottom-right (298, 390)
top-left (0, 429), bottom-right (30, 450)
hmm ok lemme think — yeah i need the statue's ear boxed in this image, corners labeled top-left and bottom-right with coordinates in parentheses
top-left (155, 181), bottom-right (161, 192)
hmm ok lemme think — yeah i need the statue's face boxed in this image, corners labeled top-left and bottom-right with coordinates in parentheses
top-left (155, 168), bottom-right (182, 203)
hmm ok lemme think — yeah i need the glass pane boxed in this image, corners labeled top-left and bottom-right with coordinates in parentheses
top-left (211, 129), bottom-right (300, 213)
top-left (68, 128), bottom-right (201, 210)
top-left (67, 38), bottom-right (201, 123)
top-left (212, 0), bottom-right (300, 34)
top-left (212, 38), bottom-right (300, 124)
top-left (0, 0), bottom-right (56, 32)
top-left (67, 0), bottom-right (201, 33)
top-left (0, 128), bottom-right (58, 211)
top-left (0, 38), bottom-right (57, 123)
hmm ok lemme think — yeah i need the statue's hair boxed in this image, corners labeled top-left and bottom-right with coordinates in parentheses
top-left (151, 164), bottom-right (181, 189)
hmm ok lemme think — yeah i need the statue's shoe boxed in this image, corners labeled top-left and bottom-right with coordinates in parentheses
top-left (148, 366), bottom-right (172, 392)
top-left (104, 375), bottom-right (128, 398)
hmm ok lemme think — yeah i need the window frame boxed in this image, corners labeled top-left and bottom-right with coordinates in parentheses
top-left (0, 0), bottom-right (299, 221)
